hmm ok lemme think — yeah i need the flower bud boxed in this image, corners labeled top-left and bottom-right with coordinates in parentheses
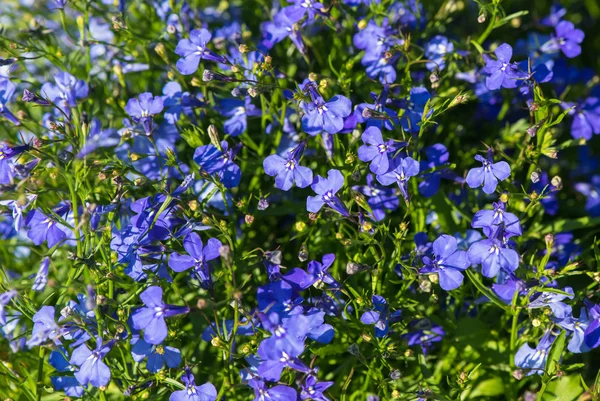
top-left (208, 124), bottom-right (220, 148)
top-left (545, 233), bottom-right (554, 248)
top-left (478, 13), bottom-right (486, 23)
top-left (154, 43), bottom-right (168, 62)
top-left (551, 175), bottom-right (563, 190)
top-left (295, 221), bottom-right (306, 232)
top-left (532, 318), bottom-right (541, 327)
top-left (530, 171), bottom-right (540, 184)
top-left (298, 244), bottom-right (308, 262)
top-left (238, 44), bottom-right (250, 53)
top-left (512, 370), bottom-right (524, 380)
top-left (245, 214), bottom-right (254, 225)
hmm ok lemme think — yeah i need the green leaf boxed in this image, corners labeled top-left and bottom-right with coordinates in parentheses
top-left (470, 376), bottom-right (505, 398)
top-left (542, 374), bottom-right (584, 401)
top-left (544, 330), bottom-right (566, 380)
top-left (465, 269), bottom-right (510, 312)
top-left (494, 10), bottom-right (529, 28)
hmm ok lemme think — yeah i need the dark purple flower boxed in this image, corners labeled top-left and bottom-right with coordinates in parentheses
top-left (360, 295), bottom-right (401, 338)
top-left (562, 97), bottom-right (600, 140)
top-left (41, 72), bottom-right (88, 109)
top-left (574, 175), bottom-right (600, 217)
top-left (402, 319), bottom-right (445, 355)
top-left (465, 150), bottom-right (511, 194)
top-left (307, 254), bottom-right (339, 288)
top-left (472, 202), bottom-right (522, 239)
top-left (168, 232), bottom-right (222, 287)
top-left (193, 141), bottom-right (242, 188)
top-left (170, 368), bottom-right (217, 401)
top-left (264, 142), bottom-right (313, 191)
top-left (261, 7), bottom-right (306, 54)
top-left (175, 29), bottom-right (228, 75)
top-left (300, 374), bottom-right (333, 401)
top-left (419, 235), bottom-right (469, 291)
top-left (306, 169), bottom-right (350, 216)
top-left (131, 286), bottom-right (189, 345)
top-left (70, 337), bottom-right (115, 388)
top-left (125, 92), bottom-right (164, 135)
top-left (376, 156), bottom-right (420, 201)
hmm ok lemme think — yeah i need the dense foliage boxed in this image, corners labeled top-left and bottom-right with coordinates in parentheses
top-left (1, 0), bottom-right (600, 400)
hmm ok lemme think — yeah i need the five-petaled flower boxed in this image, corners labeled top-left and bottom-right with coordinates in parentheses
top-left (307, 169), bottom-right (350, 216)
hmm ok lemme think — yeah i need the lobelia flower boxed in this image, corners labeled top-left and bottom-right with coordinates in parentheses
top-left (514, 330), bottom-right (555, 375)
top-left (131, 286), bottom-right (190, 345)
top-left (193, 141), bottom-right (242, 188)
top-left (417, 143), bottom-right (455, 198)
top-left (360, 295), bottom-right (402, 338)
top-left (465, 150), bottom-right (511, 194)
top-left (175, 29), bottom-right (227, 75)
top-left (131, 335), bottom-right (181, 373)
top-left (574, 175), bottom-right (600, 217)
top-left (424, 35), bottom-right (454, 71)
top-left (291, 0), bottom-right (325, 21)
top-left (49, 348), bottom-right (84, 397)
top-left (125, 92), bottom-right (164, 135)
top-left (77, 118), bottom-right (120, 158)
top-left (375, 156), bottom-right (420, 201)
top-left (402, 319), bottom-right (445, 355)
top-left (357, 126), bottom-right (404, 175)
top-left (307, 254), bottom-right (340, 288)
top-left (70, 337), bottom-right (115, 388)
top-left (26, 208), bottom-right (68, 248)
top-left (41, 72), bottom-right (89, 110)
top-left (528, 287), bottom-right (574, 319)
top-left (168, 232), bottom-right (222, 287)
top-left (170, 368), bottom-right (217, 401)
top-left (584, 303), bottom-right (600, 349)
top-left (352, 174), bottom-right (399, 221)
top-left (32, 257), bottom-right (50, 292)
top-left (0, 142), bottom-right (30, 185)
top-left (220, 97), bottom-right (261, 137)
top-left (257, 341), bottom-right (311, 381)
top-left (27, 306), bottom-right (62, 347)
top-left (482, 44), bottom-right (527, 90)
top-left (419, 235), bottom-right (470, 291)
top-left (468, 237), bottom-right (519, 278)
top-left (561, 97), bottom-right (600, 140)
top-left (302, 86), bottom-right (352, 135)
top-left (263, 141), bottom-right (313, 191)
top-left (541, 21), bottom-right (585, 58)
top-left (472, 202), bottom-right (522, 239)
top-left (0, 78), bottom-right (20, 125)
top-left (300, 374), bottom-right (334, 401)
top-left (161, 81), bottom-right (204, 124)
top-left (261, 6), bottom-right (306, 54)
top-left (554, 308), bottom-right (590, 353)
top-left (306, 169), bottom-right (350, 216)
top-left (353, 86), bottom-right (399, 131)
top-left (0, 290), bottom-right (16, 325)
top-left (258, 312), bottom-right (311, 360)
top-left (540, 4), bottom-right (566, 27)
top-left (248, 378), bottom-right (297, 401)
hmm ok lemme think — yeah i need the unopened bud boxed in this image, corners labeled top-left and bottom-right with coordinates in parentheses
top-left (532, 318), bottom-right (541, 327)
top-left (530, 171), bottom-right (540, 184)
top-left (295, 221), bottom-right (306, 232)
top-left (298, 244), bottom-right (308, 262)
top-left (208, 124), bottom-right (220, 148)
top-left (154, 43), bottom-right (168, 62)
top-left (357, 19), bottom-right (368, 30)
top-left (257, 198), bottom-right (269, 210)
top-left (551, 175), bottom-right (563, 190)
top-left (429, 72), bottom-right (439, 84)
top-left (478, 13), bottom-right (486, 23)
top-left (500, 193), bottom-right (509, 203)
top-left (545, 233), bottom-right (554, 248)
top-left (512, 370), bottom-right (524, 380)
top-left (245, 214), bottom-right (254, 225)
top-left (308, 72), bottom-right (318, 82)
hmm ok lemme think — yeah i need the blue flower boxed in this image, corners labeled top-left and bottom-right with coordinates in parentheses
top-left (41, 72), bottom-right (88, 109)
top-left (424, 35), bottom-right (454, 71)
top-left (161, 81), bottom-right (204, 124)
top-left (554, 308), bottom-right (590, 353)
top-left (403, 319), bottom-right (445, 355)
top-left (0, 142), bottom-right (29, 185)
top-left (0, 290), bottom-right (16, 326)
top-left (26, 208), bottom-right (68, 248)
top-left (0, 78), bottom-right (19, 125)
top-left (562, 97), bottom-right (600, 140)
top-left (360, 295), bottom-right (401, 337)
top-left (193, 141), bottom-right (242, 188)
top-left (70, 337), bottom-right (115, 388)
top-left (263, 141), bottom-right (313, 191)
top-left (307, 254), bottom-right (340, 289)
top-left (482, 44), bottom-right (527, 90)
top-left (248, 378), bottom-right (297, 401)
top-left (376, 156), bottom-right (420, 201)
top-left (131, 286), bottom-right (189, 345)
top-left (465, 150), bottom-right (511, 194)
top-left (541, 21), bottom-right (585, 58)
top-left (396, 86), bottom-right (431, 134)
top-left (528, 287), bottom-right (574, 319)
top-left (168, 232), bottom-right (222, 287)
top-left (261, 6), bottom-right (306, 54)
top-left (131, 335), bottom-right (181, 372)
top-left (468, 238), bottom-right (519, 278)
top-left (220, 97), bottom-right (261, 137)
top-left (170, 368), bottom-right (217, 401)
top-left (574, 175), bottom-right (600, 217)
top-left (306, 169), bottom-right (350, 216)
top-left (302, 89), bottom-right (352, 135)
top-left (175, 29), bottom-right (228, 75)
top-left (49, 348), bottom-right (84, 397)
top-left (32, 257), bottom-right (50, 292)
top-left (357, 126), bottom-right (402, 175)
top-left (472, 202), bottom-right (522, 239)
top-left (514, 331), bottom-right (555, 375)
top-left (125, 92), bottom-right (164, 135)
top-left (300, 374), bottom-right (334, 401)
top-left (419, 235), bottom-right (470, 291)
top-left (352, 174), bottom-right (399, 221)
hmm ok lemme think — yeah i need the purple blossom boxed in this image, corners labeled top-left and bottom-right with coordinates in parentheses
top-left (219, 97), bottom-right (261, 137)
top-left (514, 331), bottom-right (555, 375)
top-left (541, 21), bottom-right (585, 58)
top-left (193, 141), bottom-right (242, 188)
top-left (131, 286), bottom-right (190, 345)
top-left (263, 142), bottom-right (313, 191)
top-left (574, 175), bottom-right (600, 217)
top-left (32, 257), bottom-right (50, 292)
top-left (302, 88), bottom-right (352, 135)
top-left (306, 169), bottom-right (350, 216)
top-left (0, 290), bottom-right (16, 325)
top-left (352, 174), bottom-right (399, 221)
top-left (419, 235), bottom-right (470, 291)
top-left (248, 378), bottom-right (297, 401)
top-left (472, 202), bottom-right (522, 239)
top-left (300, 374), bottom-right (333, 401)
top-left (70, 337), bottom-right (115, 388)
top-left (357, 126), bottom-right (402, 175)
top-left (465, 151), bottom-right (511, 194)
top-left (528, 287), bottom-right (574, 319)
top-left (131, 336), bottom-right (181, 373)
top-left (175, 29), bottom-right (228, 75)
top-left (168, 232), bottom-right (222, 287)
top-left (482, 44), bottom-right (527, 90)
top-left (169, 368), bottom-right (217, 401)
top-left (424, 35), bottom-right (453, 71)
top-left (125, 92), bottom-right (164, 135)
top-left (261, 7), bottom-right (306, 54)
top-left (375, 156), bottom-right (420, 201)
top-left (0, 143), bottom-right (30, 185)
top-left (27, 306), bottom-right (62, 347)
top-left (0, 78), bottom-right (19, 125)
top-left (41, 72), bottom-right (88, 109)
top-left (26, 209), bottom-right (68, 248)
top-left (554, 308), bottom-right (590, 353)
top-left (307, 254), bottom-right (339, 288)
top-left (360, 295), bottom-right (401, 338)
top-left (468, 238), bottom-right (519, 278)
top-left (562, 97), bottom-right (600, 140)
